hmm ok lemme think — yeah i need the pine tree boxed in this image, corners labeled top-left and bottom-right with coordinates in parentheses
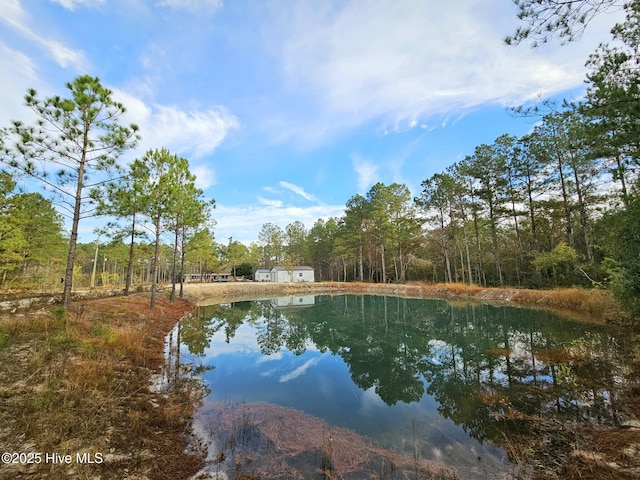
top-left (5, 76), bottom-right (139, 307)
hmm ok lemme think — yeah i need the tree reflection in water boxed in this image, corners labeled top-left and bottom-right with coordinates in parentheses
top-left (186, 295), bottom-right (632, 475)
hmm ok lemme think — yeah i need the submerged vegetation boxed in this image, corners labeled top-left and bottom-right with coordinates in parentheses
top-left (0, 3), bottom-right (639, 480)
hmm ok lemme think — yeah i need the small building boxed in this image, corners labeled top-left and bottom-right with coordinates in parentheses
top-left (212, 272), bottom-right (232, 282)
top-left (270, 266), bottom-right (315, 283)
top-left (254, 269), bottom-right (271, 282)
top-left (183, 272), bottom-right (232, 282)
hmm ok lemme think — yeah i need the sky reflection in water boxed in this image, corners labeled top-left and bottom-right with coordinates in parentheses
top-left (177, 294), bottom-right (626, 479)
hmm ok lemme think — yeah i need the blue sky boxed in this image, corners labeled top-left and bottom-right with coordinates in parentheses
top-left (0, 0), bottom-right (623, 244)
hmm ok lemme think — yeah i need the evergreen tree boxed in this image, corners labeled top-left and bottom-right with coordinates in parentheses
top-left (4, 76), bottom-right (139, 307)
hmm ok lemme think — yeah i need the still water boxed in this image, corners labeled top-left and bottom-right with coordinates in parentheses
top-left (168, 294), bottom-right (628, 479)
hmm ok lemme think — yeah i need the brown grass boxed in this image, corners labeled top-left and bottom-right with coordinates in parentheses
top-left (510, 287), bottom-right (619, 322)
top-left (0, 292), bottom-right (204, 480)
top-left (183, 281), bottom-right (622, 324)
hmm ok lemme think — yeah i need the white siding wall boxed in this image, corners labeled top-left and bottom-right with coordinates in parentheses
top-left (255, 270), bottom-right (271, 282)
top-left (270, 266), bottom-right (314, 282)
top-left (292, 270), bottom-right (314, 282)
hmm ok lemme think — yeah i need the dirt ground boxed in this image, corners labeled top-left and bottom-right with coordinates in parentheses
top-left (0, 283), bottom-right (639, 480)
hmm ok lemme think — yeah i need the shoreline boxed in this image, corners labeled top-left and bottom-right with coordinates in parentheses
top-left (183, 281), bottom-right (620, 323)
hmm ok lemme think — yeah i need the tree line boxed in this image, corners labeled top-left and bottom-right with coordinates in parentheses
top-left (1, 2), bottom-right (640, 319)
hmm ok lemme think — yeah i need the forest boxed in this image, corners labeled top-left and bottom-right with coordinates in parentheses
top-left (1, 1), bottom-right (639, 318)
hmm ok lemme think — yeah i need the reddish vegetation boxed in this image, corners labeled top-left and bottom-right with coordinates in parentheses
top-left (198, 401), bottom-right (456, 480)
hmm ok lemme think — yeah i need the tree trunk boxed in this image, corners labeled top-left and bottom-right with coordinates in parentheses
top-left (489, 200), bottom-right (504, 286)
top-left (358, 241), bottom-right (364, 282)
top-left (526, 174), bottom-right (539, 252)
top-left (508, 175), bottom-right (523, 286)
top-left (170, 227), bottom-right (179, 303)
top-left (440, 213), bottom-right (452, 283)
top-left (462, 220), bottom-right (473, 285)
top-left (150, 215), bottom-right (162, 309)
top-left (380, 243), bottom-right (387, 283)
top-left (62, 142), bottom-right (87, 308)
top-left (124, 213), bottom-right (136, 296)
top-left (556, 154), bottom-right (574, 247)
top-left (571, 162), bottom-right (594, 263)
top-left (179, 229), bottom-right (187, 299)
top-left (614, 154), bottom-right (628, 203)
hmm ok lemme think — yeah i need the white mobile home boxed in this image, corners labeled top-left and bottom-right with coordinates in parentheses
top-left (270, 266), bottom-right (315, 283)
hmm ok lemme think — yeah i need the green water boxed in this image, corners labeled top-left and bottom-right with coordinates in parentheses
top-left (173, 294), bottom-right (629, 479)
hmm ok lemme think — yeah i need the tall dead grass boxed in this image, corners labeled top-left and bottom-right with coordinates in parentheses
top-left (510, 287), bottom-right (619, 322)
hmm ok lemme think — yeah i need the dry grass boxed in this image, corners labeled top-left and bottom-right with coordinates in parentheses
top-left (510, 287), bottom-right (619, 322)
top-left (184, 281), bottom-right (622, 324)
top-left (0, 293), bottom-right (204, 480)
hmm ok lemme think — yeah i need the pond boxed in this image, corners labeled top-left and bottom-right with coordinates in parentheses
top-left (166, 294), bottom-right (630, 480)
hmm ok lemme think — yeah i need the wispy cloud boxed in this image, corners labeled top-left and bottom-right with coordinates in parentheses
top-left (263, 0), bottom-right (620, 143)
top-left (214, 203), bottom-right (345, 244)
top-left (112, 88), bottom-right (240, 160)
top-left (1, 0), bottom-right (87, 70)
top-left (0, 43), bottom-right (41, 124)
top-left (257, 197), bottom-right (283, 208)
top-left (156, 0), bottom-right (222, 11)
top-left (279, 358), bottom-right (319, 383)
top-left (351, 153), bottom-right (378, 193)
top-left (51, 0), bottom-right (106, 11)
top-left (256, 352), bottom-right (284, 365)
top-left (192, 164), bottom-right (217, 190)
top-left (279, 181), bottom-right (317, 202)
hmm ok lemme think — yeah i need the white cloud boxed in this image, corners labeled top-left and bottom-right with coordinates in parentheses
top-left (156, 0), bottom-right (222, 11)
top-left (0, 43), bottom-right (41, 125)
top-left (51, 0), bottom-right (106, 10)
top-left (45, 40), bottom-right (86, 69)
top-left (150, 105), bottom-right (239, 158)
top-left (192, 164), bottom-right (217, 190)
top-left (279, 357), bottom-right (319, 383)
top-left (265, 0), bottom-right (622, 142)
top-left (112, 88), bottom-right (240, 160)
top-left (256, 352), bottom-right (284, 364)
top-left (213, 202), bottom-right (345, 244)
top-left (279, 181), bottom-right (317, 202)
top-left (351, 153), bottom-right (378, 193)
top-left (3, 0), bottom-right (27, 27)
top-left (1, 0), bottom-right (87, 70)
top-left (258, 197), bottom-right (284, 208)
